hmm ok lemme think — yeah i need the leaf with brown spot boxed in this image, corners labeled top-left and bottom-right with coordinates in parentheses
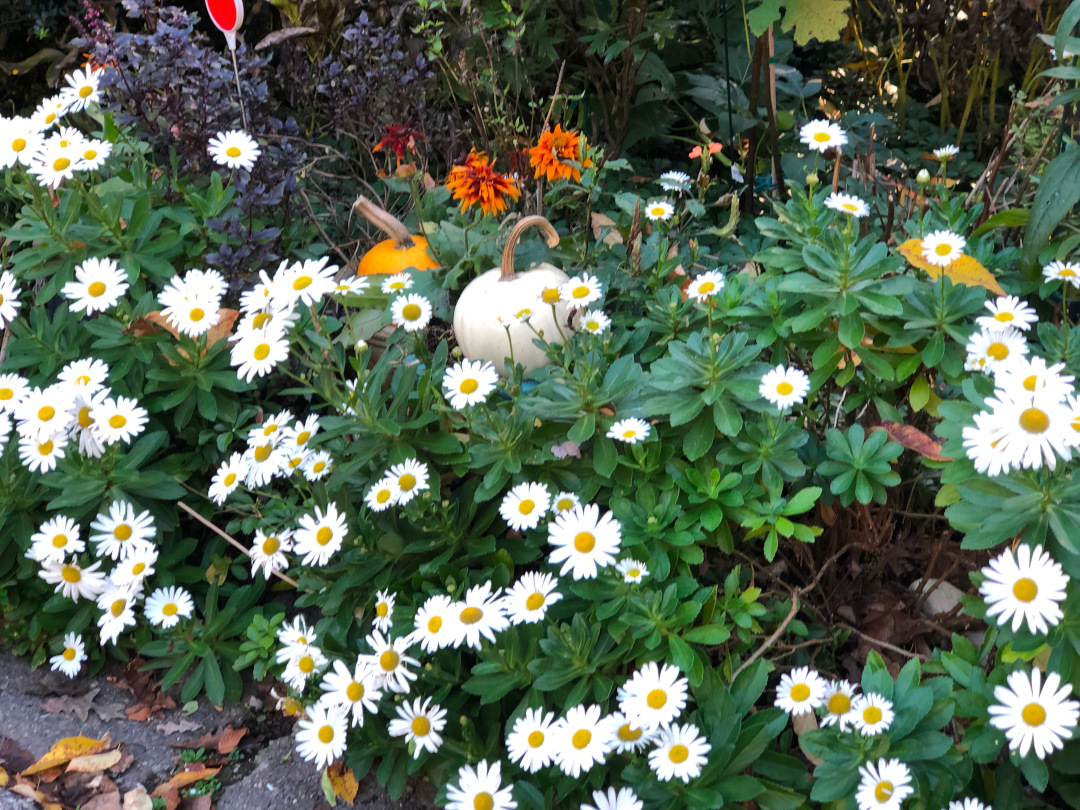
top-left (875, 421), bottom-right (953, 462)
top-left (67, 749), bottom-right (123, 773)
top-left (328, 761), bottom-right (359, 804)
top-left (170, 725), bottom-right (246, 754)
top-left (897, 238), bottom-right (1006, 295)
top-left (590, 212), bottom-right (623, 246)
top-left (150, 765), bottom-right (220, 799)
top-left (22, 735), bottom-right (110, 776)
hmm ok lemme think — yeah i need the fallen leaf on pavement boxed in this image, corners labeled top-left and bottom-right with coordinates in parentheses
top-left (0, 737), bottom-right (35, 774)
top-left (9, 781), bottom-right (62, 810)
top-left (22, 735), bottom-right (110, 776)
top-left (150, 764), bottom-right (220, 798)
top-left (123, 786), bottom-right (153, 810)
top-left (328, 760), bottom-right (359, 804)
top-left (180, 795), bottom-right (212, 810)
top-left (171, 725), bottom-right (246, 755)
top-left (111, 658), bottom-right (176, 721)
top-left (81, 790), bottom-right (124, 810)
top-left (0, 764), bottom-right (7, 787)
top-left (43, 688), bottom-right (100, 722)
top-left (157, 720), bottom-right (202, 735)
top-left (67, 749), bottom-right (123, 773)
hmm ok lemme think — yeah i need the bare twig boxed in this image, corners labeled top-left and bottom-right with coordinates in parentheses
top-left (178, 501), bottom-right (299, 588)
top-left (732, 591), bottom-right (800, 680)
top-left (541, 60), bottom-right (567, 135)
top-left (839, 622), bottom-right (928, 661)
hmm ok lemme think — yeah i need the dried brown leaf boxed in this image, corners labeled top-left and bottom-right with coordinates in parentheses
top-left (875, 421), bottom-right (953, 462)
top-left (123, 786), bottom-right (154, 810)
top-left (156, 720), bottom-right (202, 735)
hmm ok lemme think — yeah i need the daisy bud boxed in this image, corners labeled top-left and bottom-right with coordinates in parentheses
top-left (355, 339), bottom-right (368, 353)
top-left (917, 168), bottom-right (930, 184)
top-left (806, 173), bottom-right (819, 187)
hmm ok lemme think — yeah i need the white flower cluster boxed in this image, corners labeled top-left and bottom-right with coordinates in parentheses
top-left (775, 668), bottom-right (895, 735)
top-left (1, 357), bottom-right (148, 473)
top-left (1, 68), bottom-right (112, 188)
top-left (364, 458), bottom-right (430, 512)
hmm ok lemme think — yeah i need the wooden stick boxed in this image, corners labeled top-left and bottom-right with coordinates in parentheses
top-left (731, 591), bottom-right (800, 680)
top-left (178, 501), bottom-right (299, 588)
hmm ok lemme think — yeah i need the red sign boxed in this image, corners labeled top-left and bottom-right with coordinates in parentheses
top-left (205, 0), bottom-right (244, 49)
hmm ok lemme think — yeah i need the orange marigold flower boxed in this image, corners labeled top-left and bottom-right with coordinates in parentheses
top-left (446, 149), bottom-right (521, 216)
top-left (529, 125), bottom-right (592, 183)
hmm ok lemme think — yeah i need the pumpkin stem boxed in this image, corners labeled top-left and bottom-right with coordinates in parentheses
top-left (353, 195), bottom-right (416, 249)
top-left (500, 215), bottom-right (560, 281)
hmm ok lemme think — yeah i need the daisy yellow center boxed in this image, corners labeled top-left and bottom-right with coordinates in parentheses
top-left (263, 536), bottom-right (280, 554)
top-left (572, 285), bottom-right (590, 299)
top-left (572, 729), bottom-right (592, 749)
top-left (224, 472), bottom-right (237, 486)
top-left (376, 602), bottom-right (389, 617)
top-left (841, 203), bottom-right (858, 212)
top-left (253, 312), bottom-right (272, 328)
top-left (460, 378), bottom-right (479, 394)
top-left (399, 474), bottom-right (416, 491)
top-left (254, 444), bottom-right (272, 462)
top-left (627, 568), bottom-right (641, 578)
top-left (813, 132), bottom-right (831, 142)
top-left (402, 303), bottom-right (422, 321)
top-left (518, 499), bottom-right (535, 515)
top-left (622, 429), bottom-right (636, 438)
top-left (776, 381), bottom-right (794, 395)
top-left (114, 524), bottom-right (132, 540)
top-left (346, 682), bottom-right (364, 701)
top-left (38, 406), bottom-right (55, 421)
top-left (190, 307), bottom-right (205, 322)
top-left (1024, 375), bottom-right (1038, 391)
top-left (293, 276), bottom-right (312, 291)
top-left (699, 281), bottom-right (715, 293)
top-left (1019, 408), bottom-right (1050, 434)
top-left (516, 309), bottom-right (532, 319)
top-left (650, 207), bottom-right (666, 216)
top-left (296, 431), bottom-right (311, 445)
top-left (45, 113), bottom-right (56, 124)
top-left (574, 532), bottom-right (595, 553)
top-left (528, 730), bottom-right (544, 747)
top-left (163, 603), bottom-right (178, 616)
top-left (312, 461), bottom-right (326, 473)
top-left (863, 706), bottom-right (883, 724)
top-left (12, 138), bottom-right (26, 152)
top-left (668, 744), bottom-right (689, 763)
top-left (790, 683), bottom-right (811, 702)
top-left (377, 489), bottom-right (392, 504)
top-left (541, 288), bottom-right (561, 304)
top-left (110, 598), bottom-right (126, 617)
top-left (226, 146), bottom-right (242, 158)
top-left (39, 440), bottom-right (54, 454)
top-left (84, 149), bottom-right (97, 160)
top-left (77, 375), bottom-right (91, 385)
top-left (132, 562), bottom-right (146, 575)
top-left (874, 782), bottom-right (894, 802)
top-left (318, 725), bottom-right (334, 743)
top-left (935, 243), bottom-right (952, 256)
top-left (63, 648), bottom-right (77, 661)
top-left (253, 343), bottom-right (270, 361)
top-left (79, 86), bottom-right (93, 98)
top-left (315, 527), bottom-right (333, 546)
top-left (427, 616), bottom-right (442, 632)
top-left (473, 794), bottom-right (494, 810)
top-left (647, 689), bottom-right (668, 709)
top-left (995, 312), bottom-right (1014, 322)
top-left (297, 636), bottom-right (307, 645)
top-left (1062, 268), bottom-right (1077, 278)
top-left (618, 723), bottom-right (641, 742)
top-left (556, 498), bottom-right (574, 511)
top-left (109, 414), bottom-right (127, 429)
top-left (460, 606), bottom-right (483, 625)
top-left (88, 281), bottom-right (107, 297)
top-left (61, 565), bottom-right (81, 583)
top-left (290, 456), bottom-right (303, 468)
top-left (53, 157), bottom-right (70, 171)
top-left (380, 650), bottom-right (399, 671)
top-left (299, 656), bottom-right (315, 673)
top-left (411, 716), bottom-right (430, 736)
top-left (828, 693), bottom-right (851, 715)
top-left (1013, 577), bottom-right (1038, 602)
top-left (0, 388), bottom-right (11, 400)
top-left (525, 592), bottom-right (545, 611)
top-left (51, 534), bottom-right (68, 548)
top-left (1022, 702), bottom-right (1046, 726)
top-left (987, 342), bottom-right (1009, 361)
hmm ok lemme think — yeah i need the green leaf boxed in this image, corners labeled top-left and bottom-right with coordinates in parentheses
top-left (682, 624), bottom-right (731, 645)
top-left (1022, 148), bottom-right (1080, 279)
top-left (838, 311), bottom-right (865, 349)
top-left (203, 653), bottom-right (225, 706)
top-left (684, 413), bottom-right (716, 461)
top-left (779, 0), bottom-right (850, 45)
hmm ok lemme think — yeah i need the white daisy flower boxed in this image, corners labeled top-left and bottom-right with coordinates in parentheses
top-left (28, 138), bottom-right (83, 188)
top-left (31, 94), bottom-right (72, 131)
top-left (644, 200), bottom-right (675, 222)
top-left (381, 273), bottom-right (414, 295)
top-left (68, 390), bottom-right (107, 458)
top-left (507, 707), bottom-right (558, 773)
top-left (499, 481), bottom-right (551, 531)
top-left (819, 679), bottom-right (859, 730)
top-left (76, 139), bottom-right (112, 171)
top-left (295, 703), bottom-right (348, 769)
top-left (365, 476), bottom-right (401, 512)
top-left (921, 230), bottom-right (966, 267)
top-left (231, 324), bottom-right (290, 382)
top-left (976, 295), bottom-right (1038, 332)
top-left (0, 271), bottom-right (20, 328)
top-left (994, 356), bottom-right (1074, 404)
top-left (581, 309), bottom-right (611, 335)
top-left (301, 451), bottom-right (332, 481)
top-left (1043, 260), bottom-right (1080, 289)
top-left (209, 452), bottom-right (248, 504)
top-left (18, 431), bottom-right (67, 473)
top-left (447, 581), bottom-right (509, 650)
top-left (282, 643), bottom-right (329, 692)
top-left (60, 66), bottom-right (102, 112)
top-left (445, 760), bottom-right (516, 810)
top-left (409, 593), bottom-right (454, 653)
top-left (373, 589), bottom-right (395, 633)
top-left (855, 759), bottom-right (913, 810)
top-left (852, 693), bottom-right (894, 736)
top-left (15, 385), bottom-right (74, 441)
top-left (800, 120), bottom-right (848, 152)
top-left (0, 373), bottom-right (29, 413)
top-left (824, 192), bottom-right (869, 218)
top-left (50, 631), bottom-right (87, 678)
top-left (648, 722), bottom-right (711, 783)
top-left (97, 585), bottom-right (140, 644)
top-left (561, 273), bottom-right (603, 310)
top-left (948, 800), bottom-right (989, 810)
top-left (659, 170), bottom-right (691, 192)
top-left (759, 365), bottom-right (811, 410)
top-left (39, 559), bottom-right (106, 602)
top-left (606, 417), bottom-right (650, 444)
top-left (582, 787), bottom-right (642, 810)
top-left (109, 545), bottom-right (158, 586)
top-left (208, 130), bottom-right (261, 171)
top-left (989, 668), bottom-right (1080, 759)
top-left (979, 389), bottom-right (1072, 473)
top-left (293, 502), bottom-right (348, 567)
top-left (89, 501), bottom-right (155, 560)
top-left (965, 327), bottom-right (1029, 374)
top-left (243, 440), bottom-right (288, 488)
top-left (980, 544), bottom-right (1068, 635)
top-left (686, 270), bottom-right (724, 303)
top-left (608, 711), bottom-right (658, 754)
top-left (615, 558), bottom-right (648, 584)
top-left (933, 145), bottom-right (959, 159)
top-left (443, 359), bottom-right (499, 409)
top-left (58, 358), bottom-right (110, 396)
top-left (285, 414), bottom-right (320, 449)
top-left (552, 491), bottom-right (581, 514)
top-left (388, 696), bottom-right (447, 758)
top-left (90, 395), bottom-right (147, 445)
top-left (281, 257), bottom-right (338, 307)
top-left (548, 503), bottom-right (622, 580)
top-left (0, 116), bottom-right (43, 168)
top-left (390, 293), bottom-right (432, 332)
top-left (330, 276), bottom-right (370, 296)
top-left (278, 616), bottom-right (316, 647)
top-left (28, 515), bottom-right (84, 565)
top-left (618, 661), bottom-right (689, 731)
top-left (249, 528), bottom-right (293, 579)
top-left (318, 659), bottom-right (382, 728)
top-left (553, 704), bottom-right (614, 777)
top-left (502, 571), bottom-right (562, 625)
top-left (774, 666), bottom-right (826, 715)
top-left (359, 630), bottom-right (419, 694)
top-left (387, 458), bottom-right (429, 505)
top-left (249, 409), bottom-right (294, 446)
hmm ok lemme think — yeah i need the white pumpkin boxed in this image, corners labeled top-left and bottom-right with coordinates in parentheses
top-left (453, 216), bottom-right (575, 376)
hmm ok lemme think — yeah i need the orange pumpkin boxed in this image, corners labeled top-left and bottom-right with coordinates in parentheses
top-left (352, 195), bottom-right (439, 276)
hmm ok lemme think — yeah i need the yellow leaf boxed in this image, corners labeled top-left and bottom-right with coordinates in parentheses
top-left (897, 238), bottom-right (1006, 295)
top-left (0, 764), bottom-right (8, 787)
top-left (328, 761), bottom-right (359, 804)
top-left (22, 734), bottom-right (110, 776)
top-left (9, 783), bottom-right (62, 810)
top-left (66, 748), bottom-right (123, 773)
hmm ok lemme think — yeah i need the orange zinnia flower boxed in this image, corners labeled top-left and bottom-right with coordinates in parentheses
top-left (529, 125), bottom-right (592, 183)
top-left (446, 150), bottom-right (521, 217)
